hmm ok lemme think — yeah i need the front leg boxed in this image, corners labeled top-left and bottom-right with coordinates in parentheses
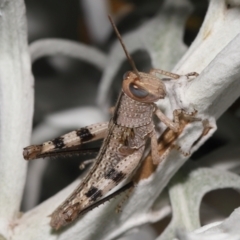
top-left (150, 68), bottom-right (199, 80)
top-left (150, 68), bottom-right (180, 79)
top-left (154, 107), bottom-right (182, 132)
top-left (150, 129), bottom-right (171, 165)
top-left (151, 109), bottom-right (200, 165)
top-left (151, 109), bottom-right (181, 163)
top-left (23, 122), bottom-right (108, 160)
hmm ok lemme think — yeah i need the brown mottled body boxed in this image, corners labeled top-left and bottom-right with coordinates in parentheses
top-left (24, 69), bottom-right (184, 230)
top-left (50, 92), bottom-right (156, 229)
top-left (23, 17), bottom-right (199, 230)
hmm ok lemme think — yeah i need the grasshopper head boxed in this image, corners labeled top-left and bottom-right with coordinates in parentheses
top-left (122, 71), bottom-right (166, 103)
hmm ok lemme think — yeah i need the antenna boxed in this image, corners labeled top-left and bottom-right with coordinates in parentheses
top-left (108, 15), bottom-right (141, 80)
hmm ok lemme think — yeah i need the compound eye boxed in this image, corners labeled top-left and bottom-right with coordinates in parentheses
top-left (129, 83), bottom-right (148, 98)
top-left (123, 71), bottom-right (130, 80)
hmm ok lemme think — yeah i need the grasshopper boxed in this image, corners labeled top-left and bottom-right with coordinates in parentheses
top-left (23, 16), bottom-right (197, 230)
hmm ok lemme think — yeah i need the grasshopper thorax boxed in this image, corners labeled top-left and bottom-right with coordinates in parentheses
top-left (122, 71), bottom-right (166, 103)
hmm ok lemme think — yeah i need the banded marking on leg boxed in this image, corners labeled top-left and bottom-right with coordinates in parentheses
top-left (50, 181), bottom-right (135, 230)
top-left (78, 182), bottom-right (134, 217)
top-left (104, 168), bottom-right (126, 183)
top-left (23, 122), bottom-right (108, 160)
top-left (76, 128), bottom-right (94, 142)
top-left (85, 186), bottom-right (103, 202)
top-left (52, 137), bottom-right (65, 149)
top-left (89, 147), bottom-right (143, 198)
top-left (50, 150), bottom-right (144, 230)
